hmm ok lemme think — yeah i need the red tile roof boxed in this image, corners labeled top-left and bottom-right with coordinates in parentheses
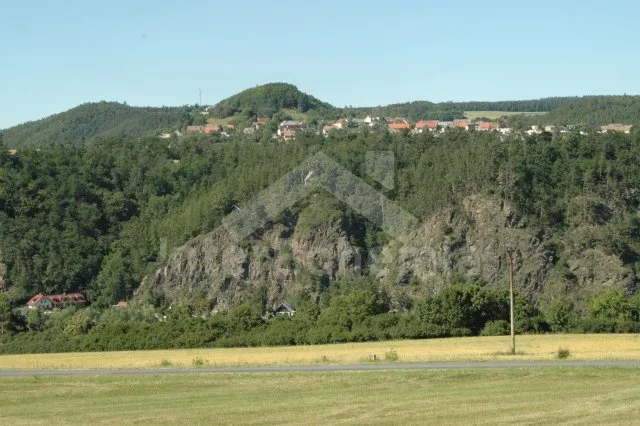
top-left (388, 122), bottom-right (411, 130)
top-left (27, 292), bottom-right (86, 308)
top-left (478, 121), bottom-right (499, 130)
top-left (415, 120), bottom-right (439, 129)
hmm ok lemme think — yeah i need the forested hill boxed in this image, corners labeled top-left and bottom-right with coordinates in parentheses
top-left (528, 95), bottom-right (640, 127)
top-left (1, 102), bottom-right (189, 148)
top-left (342, 97), bottom-right (597, 122)
top-left (4, 89), bottom-right (640, 149)
top-left (207, 83), bottom-right (334, 118)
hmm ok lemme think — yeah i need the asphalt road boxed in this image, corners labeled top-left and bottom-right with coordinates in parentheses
top-left (1, 360), bottom-right (639, 377)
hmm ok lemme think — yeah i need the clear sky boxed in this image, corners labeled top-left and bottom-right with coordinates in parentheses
top-left (2, 0), bottom-right (639, 129)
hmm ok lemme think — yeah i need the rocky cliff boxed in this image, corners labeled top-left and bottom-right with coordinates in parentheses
top-left (145, 195), bottom-right (634, 311)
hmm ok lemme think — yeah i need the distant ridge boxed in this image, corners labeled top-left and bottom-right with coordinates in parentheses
top-left (2, 85), bottom-right (640, 148)
top-left (1, 102), bottom-right (187, 148)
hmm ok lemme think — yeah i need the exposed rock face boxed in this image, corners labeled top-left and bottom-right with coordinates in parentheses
top-left (146, 195), bottom-right (634, 309)
top-left (148, 221), bottom-right (359, 309)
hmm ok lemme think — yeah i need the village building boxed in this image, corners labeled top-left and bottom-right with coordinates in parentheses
top-left (388, 122), bottom-right (411, 133)
top-left (277, 120), bottom-right (309, 139)
top-left (27, 293), bottom-right (87, 310)
top-left (415, 120), bottom-right (439, 132)
top-left (477, 121), bottom-right (500, 131)
top-left (364, 115), bottom-right (380, 126)
top-left (453, 119), bottom-right (470, 129)
top-left (274, 302), bottom-right (295, 317)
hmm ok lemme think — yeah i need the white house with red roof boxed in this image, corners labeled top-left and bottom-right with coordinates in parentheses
top-left (27, 292), bottom-right (87, 310)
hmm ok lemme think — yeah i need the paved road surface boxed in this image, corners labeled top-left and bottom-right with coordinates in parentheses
top-left (1, 360), bottom-right (639, 377)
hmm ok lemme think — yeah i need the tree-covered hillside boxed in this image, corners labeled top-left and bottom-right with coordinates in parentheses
top-left (3, 126), bottom-right (640, 352)
top-left (207, 83), bottom-right (334, 118)
top-left (1, 102), bottom-right (190, 148)
top-left (528, 95), bottom-right (640, 127)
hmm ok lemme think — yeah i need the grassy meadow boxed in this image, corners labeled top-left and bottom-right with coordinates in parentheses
top-left (1, 334), bottom-right (640, 370)
top-left (1, 368), bottom-right (640, 424)
top-left (465, 110), bottom-right (548, 121)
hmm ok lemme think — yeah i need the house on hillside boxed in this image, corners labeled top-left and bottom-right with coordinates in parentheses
top-left (364, 115), bottom-right (380, 126)
top-left (277, 121), bottom-right (308, 139)
top-left (414, 120), bottom-right (439, 133)
top-left (27, 294), bottom-right (55, 310)
top-left (186, 125), bottom-right (203, 134)
top-left (274, 303), bottom-right (295, 317)
top-left (477, 121), bottom-right (499, 131)
top-left (204, 125), bottom-right (221, 134)
top-left (350, 118), bottom-right (367, 127)
top-left (453, 119), bottom-right (470, 129)
top-left (334, 118), bottom-right (347, 130)
top-left (322, 124), bottom-right (339, 136)
top-left (27, 292), bottom-right (86, 310)
top-left (388, 122), bottom-right (411, 133)
top-left (437, 121), bottom-right (454, 132)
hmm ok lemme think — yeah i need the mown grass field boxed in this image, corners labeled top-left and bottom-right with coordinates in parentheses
top-left (465, 110), bottom-right (548, 121)
top-left (1, 334), bottom-right (640, 370)
top-left (1, 368), bottom-right (640, 424)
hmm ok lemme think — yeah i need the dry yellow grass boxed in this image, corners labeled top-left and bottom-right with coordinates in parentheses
top-left (1, 334), bottom-right (640, 370)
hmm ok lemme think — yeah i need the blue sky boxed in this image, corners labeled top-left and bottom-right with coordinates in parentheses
top-left (2, 0), bottom-right (639, 128)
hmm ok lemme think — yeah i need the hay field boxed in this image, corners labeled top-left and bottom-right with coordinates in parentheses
top-left (1, 368), bottom-right (640, 424)
top-left (1, 334), bottom-right (639, 370)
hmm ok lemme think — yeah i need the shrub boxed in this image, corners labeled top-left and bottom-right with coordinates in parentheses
top-left (480, 320), bottom-right (510, 336)
top-left (192, 357), bottom-right (207, 366)
top-left (159, 359), bottom-right (173, 367)
top-left (384, 350), bottom-right (399, 362)
top-left (556, 348), bottom-right (571, 359)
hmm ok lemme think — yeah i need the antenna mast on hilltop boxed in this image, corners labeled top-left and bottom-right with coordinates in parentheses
top-left (198, 88), bottom-right (202, 106)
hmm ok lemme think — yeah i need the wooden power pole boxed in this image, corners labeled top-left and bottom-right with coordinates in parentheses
top-left (506, 248), bottom-right (516, 355)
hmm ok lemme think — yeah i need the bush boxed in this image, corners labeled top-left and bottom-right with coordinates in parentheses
top-left (556, 348), bottom-right (571, 359)
top-left (480, 320), bottom-right (510, 336)
top-left (384, 350), bottom-right (399, 362)
top-left (192, 357), bottom-right (207, 366)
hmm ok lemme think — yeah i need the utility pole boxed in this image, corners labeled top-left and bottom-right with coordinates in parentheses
top-left (506, 247), bottom-right (516, 355)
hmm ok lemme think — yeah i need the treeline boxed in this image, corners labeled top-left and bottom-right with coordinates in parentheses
top-left (528, 95), bottom-right (640, 127)
top-left (449, 97), bottom-right (578, 113)
top-left (2, 282), bottom-right (639, 354)
top-left (1, 102), bottom-right (189, 148)
top-left (345, 102), bottom-right (464, 122)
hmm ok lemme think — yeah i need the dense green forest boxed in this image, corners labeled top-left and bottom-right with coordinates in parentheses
top-left (344, 97), bottom-right (582, 122)
top-left (1, 102), bottom-right (190, 148)
top-left (527, 95), bottom-right (640, 127)
top-left (207, 83), bottom-right (334, 118)
top-left (3, 121), bottom-right (640, 352)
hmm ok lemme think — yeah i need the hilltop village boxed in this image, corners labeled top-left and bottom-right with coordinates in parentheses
top-left (167, 115), bottom-right (633, 141)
